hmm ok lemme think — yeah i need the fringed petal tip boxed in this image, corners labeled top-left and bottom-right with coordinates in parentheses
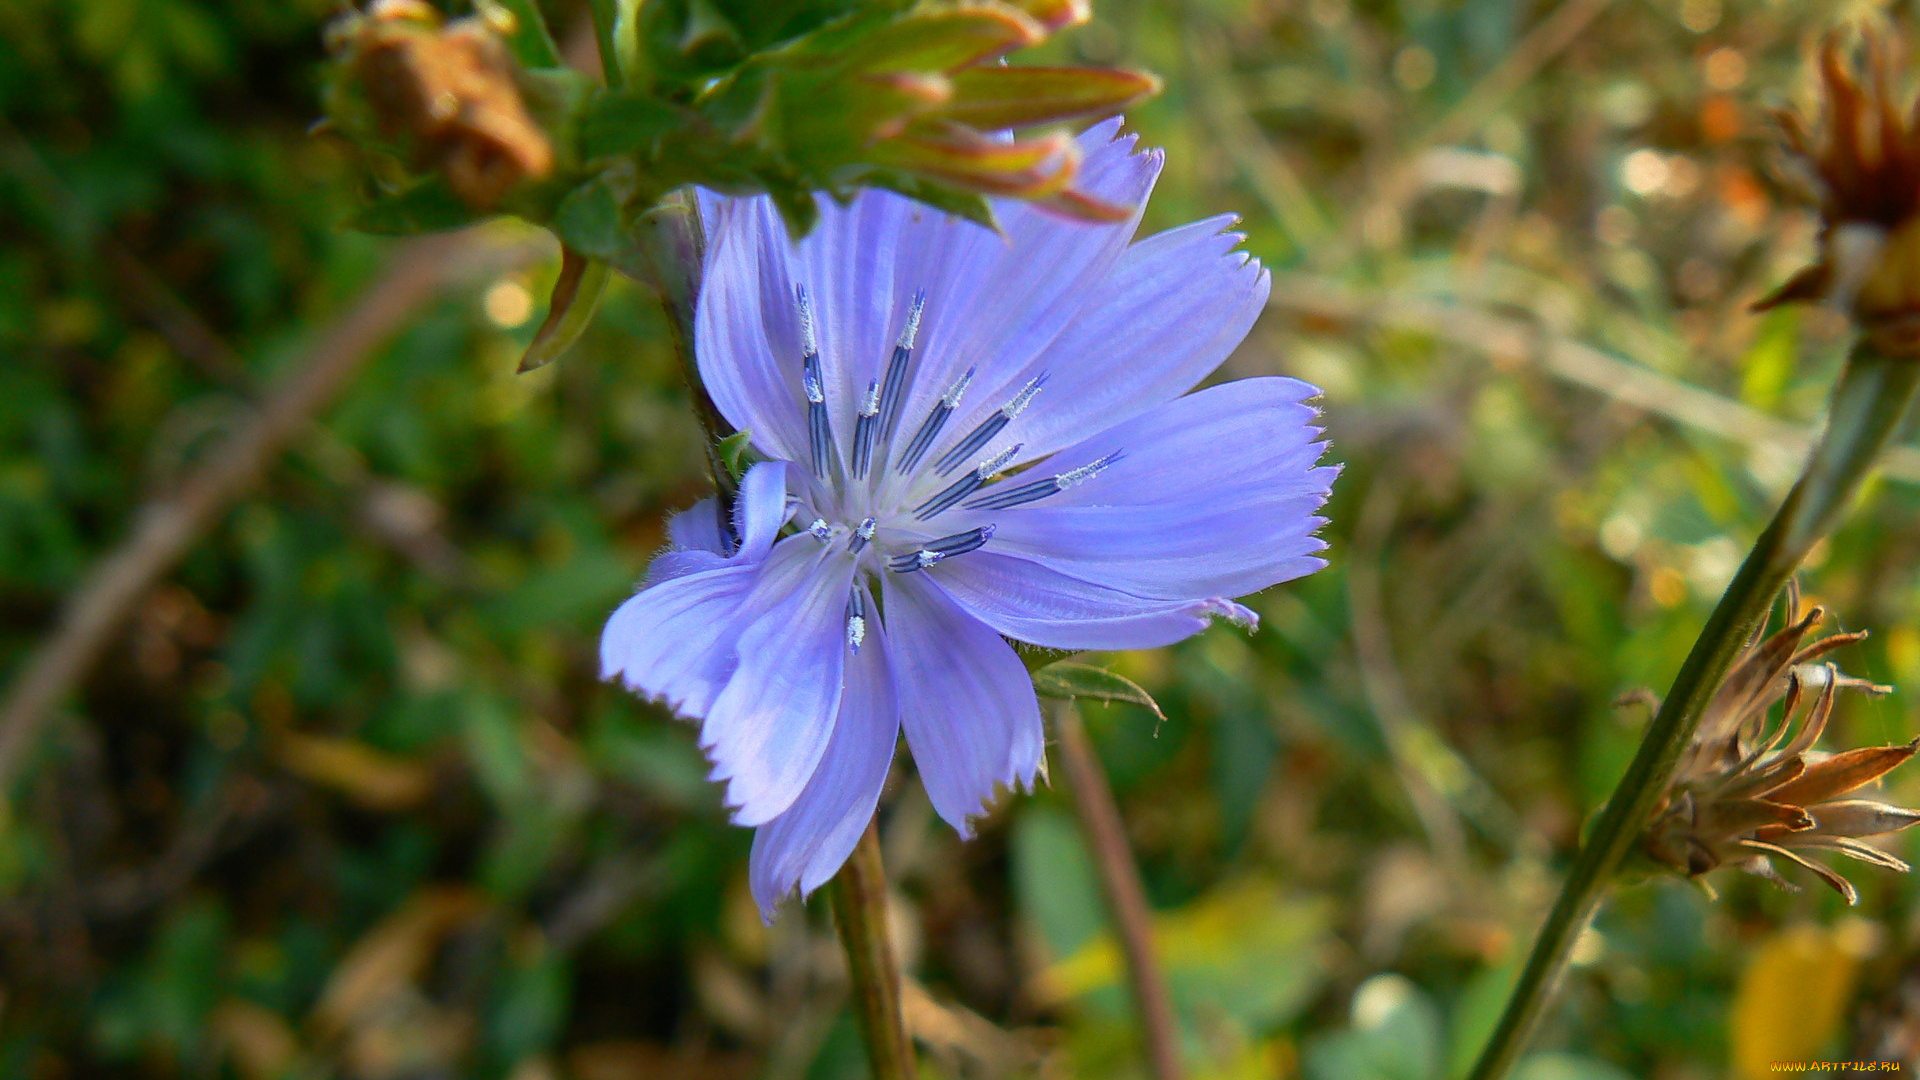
top-left (1200, 597), bottom-right (1261, 632)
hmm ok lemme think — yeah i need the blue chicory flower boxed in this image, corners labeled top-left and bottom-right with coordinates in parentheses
top-left (602, 120), bottom-right (1335, 918)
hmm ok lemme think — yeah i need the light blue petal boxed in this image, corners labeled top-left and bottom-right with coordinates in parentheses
top-left (748, 610), bottom-right (898, 919)
top-left (697, 123), bottom-right (1162, 470)
top-left (704, 538), bottom-right (857, 826)
top-left (600, 562), bottom-right (760, 717)
top-left (644, 461), bottom-right (792, 583)
top-left (882, 122), bottom-right (1162, 465)
top-left (967, 215), bottom-right (1271, 465)
top-left (666, 497), bottom-right (724, 553)
top-left (932, 550), bottom-right (1256, 650)
top-left (972, 378), bottom-right (1335, 599)
top-left (881, 571), bottom-right (1043, 837)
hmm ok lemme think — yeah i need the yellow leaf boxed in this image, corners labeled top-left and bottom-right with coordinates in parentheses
top-left (1036, 879), bottom-right (1330, 1031)
top-left (1730, 921), bottom-right (1877, 1079)
top-left (276, 731), bottom-right (436, 811)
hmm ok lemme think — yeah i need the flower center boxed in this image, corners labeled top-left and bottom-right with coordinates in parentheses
top-left (784, 286), bottom-right (1123, 650)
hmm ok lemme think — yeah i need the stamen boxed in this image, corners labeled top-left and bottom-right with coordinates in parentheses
top-left (897, 366), bottom-right (975, 474)
top-left (888, 549), bottom-right (945, 573)
top-left (1057, 449), bottom-right (1124, 489)
top-left (796, 286), bottom-right (834, 475)
top-left (795, 284), bottom-right (819, 357)
top-left (914, 443), bottom-right (1022, 520)
top-left (888, 525), bottom-right (996, 573)
top-left (964, 449), bottom-right (1124, 511)
top-left (849, 517), bottom-right (877, 554)
top-left (932, 374), bottom-right (1046, 476)
top-left (851, 380), bottom-right (881, 479)
top-left (807, 517), bottom-right (832, 542)
top-left (941, 367), bottom-right (976, 408)
top-left (845, 589), bottom-right (867, 653)
top-left (878, 290), bottom-right (925, 443)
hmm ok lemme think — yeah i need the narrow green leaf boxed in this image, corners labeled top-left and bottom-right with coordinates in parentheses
top-left (520, 248), bottom-right (611, 373)
top-left (1031, 661), bottom-right (1165, 719)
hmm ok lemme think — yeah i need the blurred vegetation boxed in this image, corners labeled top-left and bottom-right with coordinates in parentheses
top-left (6, 1), bottom-right (1920, 1079)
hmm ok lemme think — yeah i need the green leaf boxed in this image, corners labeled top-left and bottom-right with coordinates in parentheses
top-left (1012, 806), bottom-right (1108, 959)
top-left (551, 175), bottom-right (625, 260)
top-left (1304, 974), bottom-right (1443, 1080)
top-left (1510, 1055), bottom-right (1636, 1080)
top-left (581, 88), bottom-right (689, 159)
top-left (1032, 661), bottom-right (1165, 719)
top-left (519, 248), bottom-right (611, 373)
top-left (345, 178), bottom-right (485, 235)
top-left (481, 0), bottom-right (564, 69)
top-left (717, 430), bottom-right (754, 483)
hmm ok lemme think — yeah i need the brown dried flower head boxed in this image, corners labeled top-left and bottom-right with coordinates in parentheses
top-left (1641, 585), bottom-right (1920, 904)
top-left (1762, 31), bottom-right (1920, 350)
top-left (328, 0), bottom-right (554, 209)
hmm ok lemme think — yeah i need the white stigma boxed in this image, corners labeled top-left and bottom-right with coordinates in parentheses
top-left (804, 370), bottom-right (825, 404)
top-left (808, 518), bottom-right (831, 541)
top-left (846, 614), bottom-right (866, 651)
top-left (859, 380), bottom-right (880, 417)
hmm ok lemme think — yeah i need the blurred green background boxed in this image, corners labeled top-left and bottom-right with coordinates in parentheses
top-left (5, 0), bottom-right (1920, 1078)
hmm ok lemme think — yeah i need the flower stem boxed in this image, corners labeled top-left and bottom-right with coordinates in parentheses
top-left (830, 822), bottom-right (918, 1080)
top-left (1052, 700), bottom-right (1186, 1080)
top-left (1467, 341), bottom-right (1920, 1080)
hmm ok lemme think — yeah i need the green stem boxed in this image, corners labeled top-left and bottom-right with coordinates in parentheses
top-left (830, 823), bottom-right (918, 1080)
top-left (1467, 342), bottom-right (1920, 1080)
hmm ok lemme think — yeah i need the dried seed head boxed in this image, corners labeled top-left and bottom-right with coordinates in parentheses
top-left (330, 3), bottom-right (554, 208)
top-left (1639, 585), bottom-right (1916, 904)
top-left (1759, 31), bottom-right (1920, 351)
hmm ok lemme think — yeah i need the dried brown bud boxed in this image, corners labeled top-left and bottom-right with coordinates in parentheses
top-left (1760, 31), bottom-right (1920, 352)
top-left (330, 0), bottom-right (553, 208)
top-left (1641, 584), bottom-right (1917, 904)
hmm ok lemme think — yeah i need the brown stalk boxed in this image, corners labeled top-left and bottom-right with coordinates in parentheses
top-left (1051, 699), bottom-right (1185, 1080)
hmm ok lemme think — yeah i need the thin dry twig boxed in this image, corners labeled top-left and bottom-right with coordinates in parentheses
top-left (1050, 699), bottom-right (1184, 1080)
top-left (0, 227), bottom-right (547, 793)
top-left (1264, 274), bottom-right (1920, 484)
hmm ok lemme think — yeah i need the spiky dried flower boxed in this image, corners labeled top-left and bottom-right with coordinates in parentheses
top-left (1761, 31), bottom-right (1920, 352)
top-left (1640, 585), bottom-right (1920, 904)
